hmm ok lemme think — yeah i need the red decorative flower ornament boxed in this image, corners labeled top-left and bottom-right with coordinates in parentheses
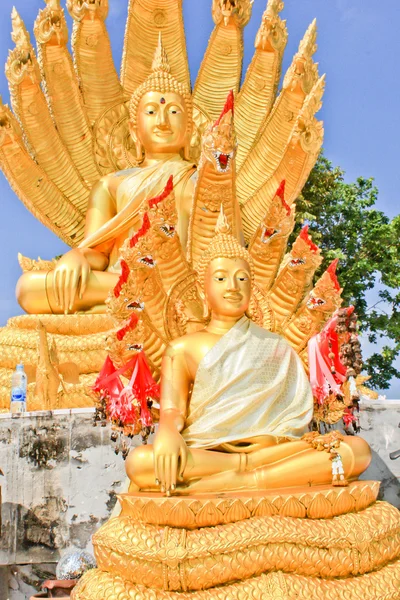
top-left (94, 352), bottom-right (160, 431)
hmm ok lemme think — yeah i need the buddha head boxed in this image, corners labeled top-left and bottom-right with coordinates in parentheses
top-left (197, 208), bottom-right (254, 319)
top-left (129, 35), bottom-right (193, 162)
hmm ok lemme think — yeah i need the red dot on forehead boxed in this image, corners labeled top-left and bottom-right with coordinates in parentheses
top-left (160, 97), bottom-right (166, 104)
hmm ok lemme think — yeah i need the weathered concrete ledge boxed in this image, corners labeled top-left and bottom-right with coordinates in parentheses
top-left (358, 398), bottom-right (400, 508)
top-left (0, 403), bottom-right (399, 598)
top-left (0, 408), bottom-right (128, 567)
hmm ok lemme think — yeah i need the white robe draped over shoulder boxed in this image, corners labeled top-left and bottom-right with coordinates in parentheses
top-left (181, 316), bottom-right (313, 449)
top-left (79, 156), bottom-right (195, 271)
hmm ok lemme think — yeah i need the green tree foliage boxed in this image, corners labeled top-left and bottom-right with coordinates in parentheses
top-left (294, 154), bottom-right (400, 389)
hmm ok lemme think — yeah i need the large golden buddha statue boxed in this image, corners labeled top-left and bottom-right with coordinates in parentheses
top-left (0, 0), bottom-right (332, 410)
top-left (0, 4), bottom-right (398, 596)
top-left (71, 206), bottom-right (400, 599)
top-left (126, 214), bottom-right (370, 496)
top-left (16, 36), bottom-right (196, 316)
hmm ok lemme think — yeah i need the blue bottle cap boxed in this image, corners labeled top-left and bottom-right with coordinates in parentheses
top-left (16, 364), bottom-right (24, 369)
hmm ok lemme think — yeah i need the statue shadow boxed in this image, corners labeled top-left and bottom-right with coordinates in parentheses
top-left (359, 449), bottom-right (400, 509)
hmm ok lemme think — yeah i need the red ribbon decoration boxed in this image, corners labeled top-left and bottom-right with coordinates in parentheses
top-left (148, 175), bottom-right (174, 209)
top-left (93, 352), bottom-right (160, 428)
top-left (214, 89), bottom-right (234, 127)
top-left (327, 258), bottom-right (341, 291)
top-left (116, 313), bottom-right (139, 341)
top-left (308, 306), bottom-right (354, 404)
top-left (130, 212), bottom-right (150, 248)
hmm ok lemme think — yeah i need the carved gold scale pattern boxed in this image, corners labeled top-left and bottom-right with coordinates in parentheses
top-left (71, 490), bottom-right (400, 600)
top-left (72, 564), bottom-right (400, 599)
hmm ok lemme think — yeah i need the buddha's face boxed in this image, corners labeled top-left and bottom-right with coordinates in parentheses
top-left (205, 257), bottom-right (251, 318)
top-left (133, 91), bottom-right (189, 155)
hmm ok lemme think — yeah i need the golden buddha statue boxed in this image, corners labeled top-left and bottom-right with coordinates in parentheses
top-left (125, 212), bottom-right (371, 496)
top-left (0, 2), bottom-right (398, 598)
top-left (72, 207), bottom-right (400, 600)
top-left (16, 35), bottom-right (196, 316)
top-left (0, 0), bottom-right (331, 411)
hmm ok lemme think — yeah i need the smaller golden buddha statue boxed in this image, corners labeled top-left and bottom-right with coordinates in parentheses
top-left (126, 214), bottom-right (371, 496)
top-left (16, 36), bottom-right (196, 316)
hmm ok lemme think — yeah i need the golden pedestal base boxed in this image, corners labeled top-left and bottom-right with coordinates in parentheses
top-left (0, 314), bottom-right (114, 410)
top-left (72, 482), bottom-right (400, 600)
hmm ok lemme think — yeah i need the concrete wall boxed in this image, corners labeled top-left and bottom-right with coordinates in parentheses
top-left (0, 403), bottom-right (399, 599)
top-left (0, 409), bottom-right (130, 599)
top-left (358, 398), bottom-right (400, 508)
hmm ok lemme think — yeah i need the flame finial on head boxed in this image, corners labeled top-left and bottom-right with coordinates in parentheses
top-left (215, 205), bottom-right (231, 235)
top-left (152, 32), bottom-right (171, 74)
top-left (298, 18), bottom-right (318, 58)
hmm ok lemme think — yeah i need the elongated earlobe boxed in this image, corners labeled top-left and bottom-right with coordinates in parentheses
top-left (184, 141), bottom-right (191, 161)
top-left (135, 139), bottom-right (144, 162)
top-left (202, 300), bottom-right (211, 321)
top-left (129, 122), bottom-right (143, 162)
top-left (197, 285), bottom-right (211, 321)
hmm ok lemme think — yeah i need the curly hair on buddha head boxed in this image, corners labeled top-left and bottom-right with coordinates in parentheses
top-left (196, 206), bottom-right (255, 290)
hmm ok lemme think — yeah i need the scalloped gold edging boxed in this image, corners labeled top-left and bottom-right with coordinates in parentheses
top-left (119, 480), bottom-right (380, 527)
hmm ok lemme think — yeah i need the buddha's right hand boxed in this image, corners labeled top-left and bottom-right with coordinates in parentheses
top-left (53, 249), bottom-right (91, 314)
top-left (153, 422), bottom-right (188, 495)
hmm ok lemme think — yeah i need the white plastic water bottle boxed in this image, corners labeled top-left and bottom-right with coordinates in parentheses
top-left (10, 364), bottom-right (27, 414)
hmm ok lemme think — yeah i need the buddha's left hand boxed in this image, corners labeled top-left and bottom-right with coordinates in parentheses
top-left (153, 420), bottom-right (188, 495)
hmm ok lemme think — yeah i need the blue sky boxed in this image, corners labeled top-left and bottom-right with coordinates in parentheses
top-left (0, 0), bottom-right (399, 395)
